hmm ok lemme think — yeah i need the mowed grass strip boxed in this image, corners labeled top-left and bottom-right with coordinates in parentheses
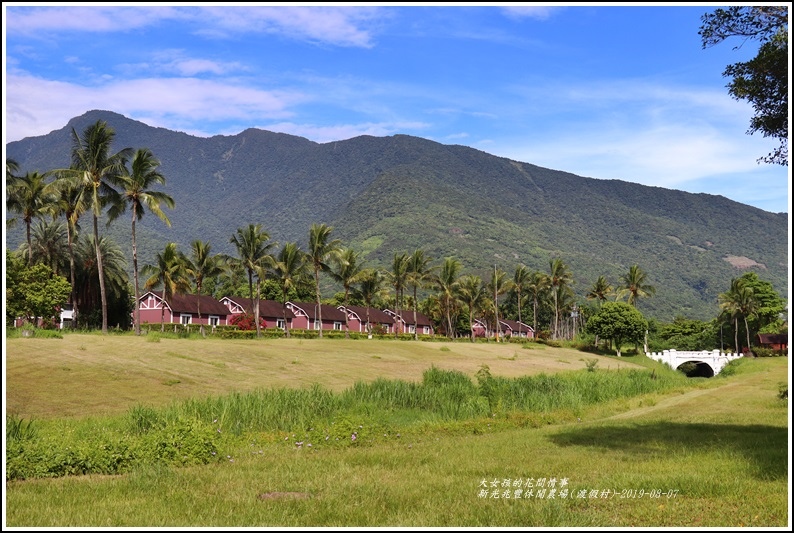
top-left (5, 334), bottom-right (642, 420)
top-left (4, 358), bottom-right (788, 527)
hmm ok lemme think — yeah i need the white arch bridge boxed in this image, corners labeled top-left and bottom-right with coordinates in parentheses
top-left (645, 349), bottom-right (743, 377)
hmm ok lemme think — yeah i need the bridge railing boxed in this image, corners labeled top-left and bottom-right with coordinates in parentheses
top-left (645, 349), bottom-right (743, 375)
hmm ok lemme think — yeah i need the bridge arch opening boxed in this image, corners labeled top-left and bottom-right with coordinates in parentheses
top-left (676, 361), bottom-right (715, 378)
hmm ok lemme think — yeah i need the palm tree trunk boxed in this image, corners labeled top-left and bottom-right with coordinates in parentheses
top-left (197, 283), bottom-right (204, 337)
top-left (315, 266), bottom-right (323, 338)
top-left (94, 214), bottom-right (109, 334)
top-left (66, 223), bottom-right (78, 328)
top-left (282, 295), bottom-right (291, 338)
top-left (744, 316), bottom-right (752, 354)
top-left (344, 286), bottom-right (350, 339)
top-left (25, 219), bottom-right (33, 266)
top-left (517, 289), bottom-right (523, 338)
top-left (132, 215), bottom-right (141, 336)
top-left (255, 280), bottom-right (262, 339)
top-left (734, 317), bottom-right (740, 354)
top-left (413, 287), bottom-right (419, 341)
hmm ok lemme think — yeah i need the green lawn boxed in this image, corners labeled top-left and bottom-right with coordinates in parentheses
top-left (4, 334), bottom-right (790, 527)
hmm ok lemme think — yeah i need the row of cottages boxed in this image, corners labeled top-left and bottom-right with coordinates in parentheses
top-left (471, 318), bottom-right (535, 340)
top-left (137, 291), bottom-right (435, 335)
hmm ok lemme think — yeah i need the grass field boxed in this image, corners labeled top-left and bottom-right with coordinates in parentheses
top-left (4, 333), bottom-right (791, 528)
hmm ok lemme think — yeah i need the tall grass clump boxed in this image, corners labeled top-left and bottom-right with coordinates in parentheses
top-left (171, 383), bottom-right (340, 433)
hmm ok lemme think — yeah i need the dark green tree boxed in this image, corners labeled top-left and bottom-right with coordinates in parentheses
top-left (6, 250), bottom-right (72, 328)
top-left (307, 223), bottom-right (342, 338)
top-left (587, 301), bottom-right (648, 357)
top-left (699, 6), bottom-right (788, 165)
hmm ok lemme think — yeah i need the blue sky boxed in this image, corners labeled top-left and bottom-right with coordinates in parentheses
top-left (3, 3), bottom-right (791, 214)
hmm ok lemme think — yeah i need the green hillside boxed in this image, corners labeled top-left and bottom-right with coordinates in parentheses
top-left (6, 110), bottom-right (788, 321)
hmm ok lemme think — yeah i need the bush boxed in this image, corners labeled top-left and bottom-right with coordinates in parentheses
top-left (752, 346), bottom-right (787, 357)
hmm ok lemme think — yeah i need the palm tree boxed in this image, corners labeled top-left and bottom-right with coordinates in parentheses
top-left (389, 252), bottom-right (410, 337)
top-left (354, 268), bottom-right (389, 335)
top-left (587, 275), bottom-right (613, 307)
top-left (230, 223), bottom-right (276, 337)
top-left (6, 171), bottom-right (58, 266)
top-left (21, 219), bottom-right (69, 276)
top-left (432, 257), bottom-right (462, 338)
top-left (512, 265), bottom-right (531, 338)
top-left (307, 223), bottom-right (342, 338)
top-left (142, 242), bottom-right (190, 332)
top-left (456, 274), bottom-right (487, 342)
top-left (181, 241), bottom-right (226, 337)
top-left (487, 266), bottom-right (511, 342)
top-left (6, 157), bottom-right (20, 186)
top-left (548, 258), bottom-right (573, 339)
top-left (107, 148), bottom-right (175, 336)
top-left (273, 242), bottom-right (308, 338)
top-left (331, 247), bottom-right (366, 339)
top-left (407, 249), bottom-right (434, 340)
top-left (719, 278), bottom-right (759, 353)
top-left (525, 270), bottom-right (550, 335)
top-left (617, 264), bottom-right (656, 308)
top-left (61, 120), bottom-right (133, 333)
top-left (72, 234), bottom-right (130, 329)
top-left (50, 175), bottom-right (89, 327)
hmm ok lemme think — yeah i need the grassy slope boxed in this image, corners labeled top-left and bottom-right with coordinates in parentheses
top-left (4, 336), bottom-right (790, 527)
top-left (5, 334), bottom-right (639, 420)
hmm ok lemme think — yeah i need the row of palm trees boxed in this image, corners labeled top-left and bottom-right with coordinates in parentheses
top-left (7, 121), bottom-right (173, 335)
top-left (6, 119), bottom-right (658, 339)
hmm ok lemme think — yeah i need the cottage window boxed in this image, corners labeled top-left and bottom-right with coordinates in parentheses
top-left (314, 320), bottom-right (321, 330)
top-left (423, 326), bottom-right (430, 335)
top-left (408, 325), bottom-right (416, 334)
top-left (334, 322), bottom-right (342, 331)
top-left (276, 319), bottom-right (286, 329)
top-left (180, 314), bottom-right (192, 325)
top-left (209, 316), bottom-right (219, 326)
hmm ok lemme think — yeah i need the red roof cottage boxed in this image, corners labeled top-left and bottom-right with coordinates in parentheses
top-left (338, 305), bottom-right (397, 334)
top-left (285, 302), bottom-right (348, 331)
top-left (220, 296), bottom-right (296, 330)
top-left (138, 291), bottom-right (231, 327)
top-left (384, 309), bottom-right (434, 336)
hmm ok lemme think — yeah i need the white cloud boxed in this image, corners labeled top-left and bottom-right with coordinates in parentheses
top-left (260, 120), bottom-right (429, 144)
top-left (5, 5), bottom-right (384, 48)
top-left (4, 73), bottom-right (308, 142)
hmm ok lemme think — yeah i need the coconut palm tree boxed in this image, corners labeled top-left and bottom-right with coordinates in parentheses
top-left (331, 247), bottom-right (366, 339)
top-left (50, 175), bottom-right (90, 327)
top-left (719, 278), bottom-right (759, 353)
top-left (617, 264), bottom-right (656, 308)
top-left (587, 275), bottom-right (613, 307)
top-left (230, 223), bottom-right (276, 337)
top-left (181, 241), bottom-right (226, 337)
top-left (72, 234), bottom-right (130, 329)
top-left (107, 148), bottom-right (175, 336)
top-left (407, 249), bottom-right (434, 340)
top-left (487, 266), bottom-right (511, 342)
top-left (61, 120), bottom-right (133, 333)
top-left (432, 257), bottom-right (462, 338)
top-left (511, 265), bottom-right (531, 338)
top-left (272, 242), bottom-right (308, 338)
top-left (307, 223), bottom-right (342, 338)
top-left (142, 242), bottom-right (190, 332)
top-left (548, 258), bottom-right (573, 339)
top-left (456, 274), bottom-right (487, 342)
top-left (6, 171), bottom-right (58, 266)
top-left (20, 219), bottom-right (69, 276)
top-left (525, 270), bottom-right (550, 335)
top-left (389, 252), bottom-right (410, 337)
top-left (354, 268), bottom-right (389, 335)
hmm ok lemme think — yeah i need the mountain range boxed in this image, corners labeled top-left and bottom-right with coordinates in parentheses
top-left (5, 109), bottom-right (789, 321)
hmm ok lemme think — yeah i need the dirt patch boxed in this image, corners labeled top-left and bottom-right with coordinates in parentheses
top-left (257, 492), bottom-right (312, 501)
top-left (723, 255), bottom-right (766, 269)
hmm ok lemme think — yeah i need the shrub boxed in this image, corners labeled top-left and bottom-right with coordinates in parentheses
top-left (229, 313), bottom-right (266, 331)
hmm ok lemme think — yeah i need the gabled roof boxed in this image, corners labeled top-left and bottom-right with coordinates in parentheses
top-left (287, 302), bottom-right (347, 321)
top-left (499, 319), bottom-right (533, 332)
top-left (144, 291), bottom-right (230, 316)
top-left (757, 333), bottom-right (788, 345)
top-left (339, 305), bottom-right (396, 325)
top-left (222, 296), bottom-right (295, 319)
top-left (384, 309), bottom-right (433, 327)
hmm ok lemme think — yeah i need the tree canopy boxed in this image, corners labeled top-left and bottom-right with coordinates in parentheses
top-left (586, 301), bottom-right (648, 357)
top-left (699, 6), bottom-right (789, 166)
